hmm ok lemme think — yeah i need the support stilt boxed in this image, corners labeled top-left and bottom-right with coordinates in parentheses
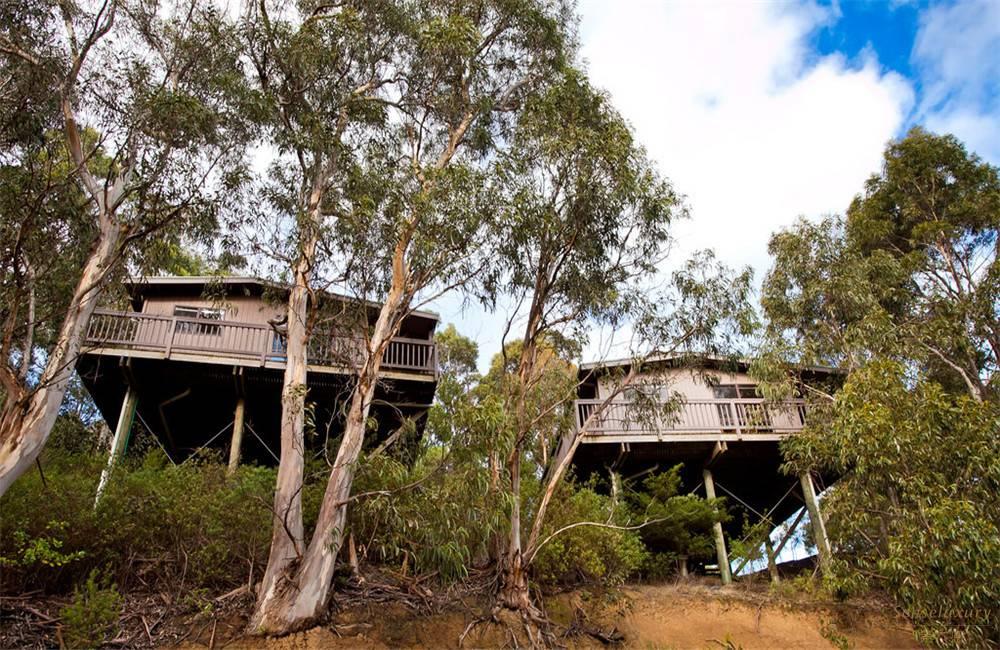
top-left (678, 555), bottom-right (689, 578)
top-left (800, 471), bottom-right (833, 571)
top-left (764, 535), bottom-right (780, 584)
top-left (95, 387), bottom-right (138, 504)
top-left (703, 467), bottom-right (732, 585)
top-left (228, 397), bottom-right (246, 474)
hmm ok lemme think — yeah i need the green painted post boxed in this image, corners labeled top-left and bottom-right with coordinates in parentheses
top-left (703, 467), bottom-right (732, 585)
top-left (800, 471), bottom-right (833, 571)
top-left (95, 387), bottom-right (138, 504)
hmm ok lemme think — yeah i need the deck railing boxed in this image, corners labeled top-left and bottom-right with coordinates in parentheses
top-left (85, 309), bottom-right (437, 375)
top-left (575, 397), bottom-right (807, 437)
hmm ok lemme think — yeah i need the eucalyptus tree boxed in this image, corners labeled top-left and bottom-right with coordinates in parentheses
top-left (244, 0), bottom-right (573, 634)
top-left (0, 0), bottom-right (250, 496)
top-left (758, 129), bottom-right (1000, 647)
top-left (237, 1), bottom-right (405, 631)
top-left (485, 73), bottom-right (754, 619)
top-left (760, 128), bottom-right (999, 401)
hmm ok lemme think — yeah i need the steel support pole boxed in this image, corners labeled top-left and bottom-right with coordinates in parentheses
top-left (228, 397), bottom-right (246, 474)
top-left (95, 387), bottom-right (138, 504)
top-left (703, 467), bottom-right (732, 585)
top-left (800, 471), bottom-right (833, 571)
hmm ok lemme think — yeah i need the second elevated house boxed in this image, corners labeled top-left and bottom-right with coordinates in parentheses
top-left (569, 355), bottom-right (839, 582)
top-left (77, 276), bottom-right (438, 470)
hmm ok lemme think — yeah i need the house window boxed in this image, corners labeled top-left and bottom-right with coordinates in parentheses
top-left (713, 383), bottom-right (771, 429)
top-left (623, 384), bottom-right (664, 402)
top-left (712, 384), bottom-right (759, 399)
top-left (173, 306), bottom-right (224, 335)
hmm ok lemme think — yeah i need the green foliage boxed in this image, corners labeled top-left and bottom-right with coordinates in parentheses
top-left (819, 618), bottom-right (852, 650)
top-left (345, 326), bottom-right (507, 580)
top-left (59, 569), bottom-right (123, 650)
top-left (531, 480), bottom-right (647, 587)
top-left (783, 361), bottom-right (1000, 647)
top-left (493, 69), bottom-right (681, 327)
top-left (0, 449), bottom-right (275, 595)
top-left (350, 451), bottom-right (504, 581)
top-left (627, 466), bottom-right (725, 573)
top-left (761, 127), bottom-right (999, 399)
top-left (760, 128), bottom-right (1000, 647)
top-left (0, 521), bottom-right (86, 570)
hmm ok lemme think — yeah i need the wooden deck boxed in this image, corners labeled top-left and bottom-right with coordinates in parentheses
top-left (575, 397), bottom-right (807, 443)
top-left (84, 309), bottom-right (437, 378)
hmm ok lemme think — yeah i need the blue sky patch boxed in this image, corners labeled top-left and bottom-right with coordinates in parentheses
top-left (813, 1), bottom-right (921, 81)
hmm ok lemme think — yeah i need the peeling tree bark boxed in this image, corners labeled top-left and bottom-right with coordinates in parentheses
top-left (250, 226), bottom-right (316, 624)
top-left (0, 225), bottom-right (120, 497)
top-left (249, 228), bottom-right (412, 635)
top-left (0, 6), bottom-right (123, 497)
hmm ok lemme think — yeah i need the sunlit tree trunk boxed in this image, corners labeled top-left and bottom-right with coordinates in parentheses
top-left (499, 299), bottom-right (543, 612)
top-left (0, 224), bottom-right (119, 496)
top-left (249, 218), bottom-right (317, 625)
top-left (249, 232), bottom-right (411, 634)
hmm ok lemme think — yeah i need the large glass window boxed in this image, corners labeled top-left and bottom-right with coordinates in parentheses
top-left (173, 305), bottom-right (224, 335)
top-left (713, 383), bottom-right (771, 429)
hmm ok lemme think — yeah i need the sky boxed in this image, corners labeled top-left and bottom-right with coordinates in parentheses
top-left (433, 0), bottom-right (1000, 371)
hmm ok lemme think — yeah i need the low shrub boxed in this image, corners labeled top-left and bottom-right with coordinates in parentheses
top-left (0, 447), bottom-right (276, 595)
top-left (60, 569), bottom-right (123, 649)
top-left (531, 480), bottom-right (647, 588)
top-left (349, 450), bottom-right (504, 581)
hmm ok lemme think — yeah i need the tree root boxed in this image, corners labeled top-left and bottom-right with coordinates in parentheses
top-left (563, 604), bottom-right (625, 645)
top-left (458, 602), bottom-right (564, 649)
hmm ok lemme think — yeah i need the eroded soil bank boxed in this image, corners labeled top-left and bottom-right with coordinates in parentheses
top-left (174, 581), bottom-right (921, 649)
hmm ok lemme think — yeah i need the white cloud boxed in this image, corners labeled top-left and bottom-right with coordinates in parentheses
top-left (578, 0), bottom-right (914, 275)
top-left (434, 1), bottom-right (918, 369)
top-left (912, 0), bottom-right (1000, 162)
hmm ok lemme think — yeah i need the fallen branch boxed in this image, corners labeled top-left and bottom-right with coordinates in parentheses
top-left (527, 517), bottom-right (670, 565)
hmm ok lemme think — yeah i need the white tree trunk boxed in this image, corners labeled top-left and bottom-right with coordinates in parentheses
top-left (249, 226), bottom-right (317, 630)
top-left (249, 236), bottom-right (410, 635)
top-left (0, 227), bottom-right (119, 497)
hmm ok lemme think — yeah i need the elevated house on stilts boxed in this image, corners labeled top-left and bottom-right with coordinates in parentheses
top-left (569, 356), bottom-right (839, 583)
top-left (76, 276), bottom-right (439, 492)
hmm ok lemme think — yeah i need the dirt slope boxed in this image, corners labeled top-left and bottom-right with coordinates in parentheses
top-left (187, 581), bottom-right (919, 650)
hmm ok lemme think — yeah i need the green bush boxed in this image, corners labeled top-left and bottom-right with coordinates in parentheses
top-left (782, 362), bottom-right (1000, 648)
top-left (348, 451), bottom-right (504, 581)
top-left (531, 480), bottom-right (647, 588)
top-left (60, 569), bottom-right (123, 649)
top-left (0, 447), bottom-right (276, 595)
top-left (0, 521), bottom-right (86, 571)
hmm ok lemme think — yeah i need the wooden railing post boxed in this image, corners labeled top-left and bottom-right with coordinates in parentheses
top-left (165, 317), bottom-right (177, 358)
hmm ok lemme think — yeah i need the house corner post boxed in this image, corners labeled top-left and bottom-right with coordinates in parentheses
top-left (228, 397), bottom-right (246, 474)
top-left (95, 387), bottom-right (138, 504)
top-left (800, 471), bottom-right (833, 571)
top-left (764, 535), bottom-right (780, 584)
top-left (703, 467), bottom-right (732, 585)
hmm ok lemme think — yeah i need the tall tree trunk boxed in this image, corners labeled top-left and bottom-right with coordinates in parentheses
top-left (497, 299), bottom-right (542, 612)
top-left (500, 450), bottom-right (532, 610)
top-left (0, 226), bottom-right (119, 496)
top-left (249, 237), bottom-right (410, 635)
top-left (249, 231), bottom-right (316, 626)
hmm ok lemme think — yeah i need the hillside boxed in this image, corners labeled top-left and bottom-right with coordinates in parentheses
top-left (170, 581), bottom-right (920, 650)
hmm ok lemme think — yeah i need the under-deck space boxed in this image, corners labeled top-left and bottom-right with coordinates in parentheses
top-left (77, 353), bottom-right (436, 466)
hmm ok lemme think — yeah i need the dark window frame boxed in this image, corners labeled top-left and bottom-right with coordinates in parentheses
top-left (173, 305), bottom-right (224, 335)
